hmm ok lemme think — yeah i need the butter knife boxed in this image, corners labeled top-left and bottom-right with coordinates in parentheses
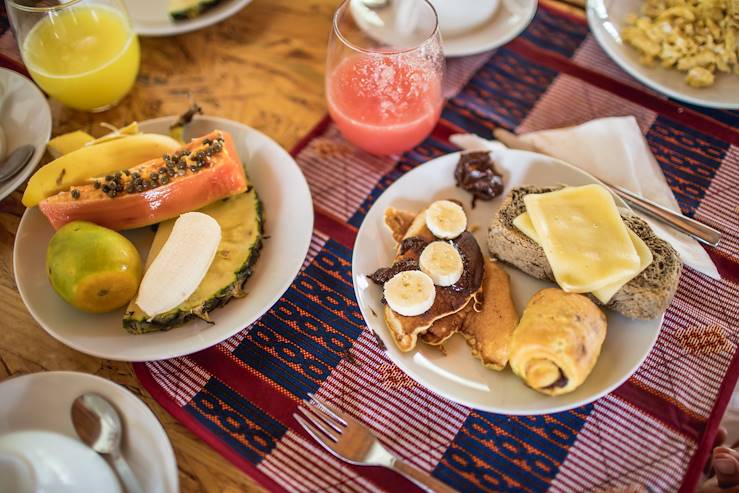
top-left (483, 128), bottom-right (722, 247)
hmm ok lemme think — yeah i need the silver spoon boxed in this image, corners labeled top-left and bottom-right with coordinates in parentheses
top-left (71, 393), bottom-right (144, 493)
top-left (0, 144), bottom-right (34, 182)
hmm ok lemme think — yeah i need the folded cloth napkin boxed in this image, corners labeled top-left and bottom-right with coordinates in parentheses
top-left (450, 116), bottom-right (720, 280)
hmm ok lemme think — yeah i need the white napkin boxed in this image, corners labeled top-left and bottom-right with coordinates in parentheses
top-left (450, 116), bottom-right (720, 280)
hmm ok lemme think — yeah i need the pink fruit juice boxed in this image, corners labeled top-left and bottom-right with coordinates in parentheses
top-left (327, 54), bottom-right (443, 155)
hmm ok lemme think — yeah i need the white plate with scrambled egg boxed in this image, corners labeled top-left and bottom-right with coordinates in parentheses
top-left (587, 0), bottom-right (739, 109)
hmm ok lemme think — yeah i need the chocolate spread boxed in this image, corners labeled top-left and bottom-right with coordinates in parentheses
top-left (369, 233), bottom-right (484, 331)
top-left (368, 259), bottom-right (419, 285)
top-left (543, 369), bottom-right (569, 390)
top-left (454, 151), bottom-right (504, 207)
top-left (448, 232), bottom-right (484, 296)
top-left (399, 236), bottom-right (429, 256)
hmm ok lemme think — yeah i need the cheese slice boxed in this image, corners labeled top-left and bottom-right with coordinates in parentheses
top-left (514, 211), bottom-right (653, 303)
top-left (522, 185), bottom-right (642, 293)
top-left (512, 212), bottom-right (539, 243)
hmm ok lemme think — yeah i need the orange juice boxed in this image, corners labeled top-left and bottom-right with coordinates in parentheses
top-left (327, 54), bottom-right (442, 155)
top-left (22, 4), bottom-right (140, 111)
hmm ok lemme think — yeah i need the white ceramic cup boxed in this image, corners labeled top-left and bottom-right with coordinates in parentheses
top-left (0, 431), bottom-right (122, 493)
top-left (429, 0), bottom-right (501, 37)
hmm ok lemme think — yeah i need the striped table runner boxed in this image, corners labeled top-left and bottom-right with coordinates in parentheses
top-left (3, 1), bottom-right (737, 491)
top-left (132, 4), bottom-right (739, 492)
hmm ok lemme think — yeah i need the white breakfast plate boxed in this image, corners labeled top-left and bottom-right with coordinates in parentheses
top-left (14, 115), bottom-right (313, 361)
top-left (0, 371), bottom-right (177, 493)
top-left (442, 0), bottom-right (537, 57)
top-left (352, 150), bottom-right (662, 414)
top-left (124, 0), bottom-right (252, 36)
top-left (0, 68), bottom-right (51, 202)
top-left (588, 0), bottom-right (739, 109)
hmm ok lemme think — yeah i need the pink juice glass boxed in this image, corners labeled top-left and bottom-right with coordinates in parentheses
top-left (326, 0), bottom-right (445, 155)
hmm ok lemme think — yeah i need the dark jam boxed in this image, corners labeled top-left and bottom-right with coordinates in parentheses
top-left (454, 151), bottom-right (504, 207)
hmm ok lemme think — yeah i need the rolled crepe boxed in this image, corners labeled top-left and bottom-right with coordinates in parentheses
top-left (509, 288), bottom-right (607, 396)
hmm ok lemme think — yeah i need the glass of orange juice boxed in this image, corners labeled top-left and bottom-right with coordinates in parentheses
top-left (7, 0), bottom-right (140, 112)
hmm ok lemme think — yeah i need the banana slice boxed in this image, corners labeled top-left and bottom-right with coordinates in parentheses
top-left (136, 212), bottom-right (222, 317)
top-left (384, 271), bottom-right (436, 317)
top-left (419, 241), bottom-right (463, 286)
top-left (426, 200), bottom-right (467, 239)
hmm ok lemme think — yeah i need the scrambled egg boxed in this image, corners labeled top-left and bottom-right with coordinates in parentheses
top-left (621, 0), bottom-right (738, 88)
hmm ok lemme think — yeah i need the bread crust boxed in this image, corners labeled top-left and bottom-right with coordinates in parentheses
top-left (488, 185), bottom-right (682, 319)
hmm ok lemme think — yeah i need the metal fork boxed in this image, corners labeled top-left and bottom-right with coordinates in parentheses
top-left (294, 394), bottom-right (457, 493)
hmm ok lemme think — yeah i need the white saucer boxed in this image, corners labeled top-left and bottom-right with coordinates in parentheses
top-left (0, 68), bottom-right (51, 202)
top-left (352, 150), bottom-right (662, 415)
top-left (442, 0), bottom-right (537, 57)
top-left (0, 371), bottom-right (178, 493)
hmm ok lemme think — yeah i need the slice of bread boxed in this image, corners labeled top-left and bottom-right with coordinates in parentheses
top-left (487, 185), bottom-right (682, 320)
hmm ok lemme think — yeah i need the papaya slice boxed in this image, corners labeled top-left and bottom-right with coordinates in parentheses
top-left (39, 131), bottom-right (248, 231)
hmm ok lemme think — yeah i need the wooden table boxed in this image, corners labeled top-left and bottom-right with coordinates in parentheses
top-left (0, 0), bottom-right (583, 491)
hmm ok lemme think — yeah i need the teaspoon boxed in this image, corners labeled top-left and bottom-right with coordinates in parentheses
top-left (71, 393), bottom-right (144, 493)
top-left (0, 144), bottom-right (34, 182)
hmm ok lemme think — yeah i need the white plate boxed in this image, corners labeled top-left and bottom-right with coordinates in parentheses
top-left (124, 0), bottom-right (252, 36)
top-left (0, 68), bottom-right (51, 202)
top-left (587, 0), bottom-right (739, 109)
top-left (14, 115), bottom-right (313, 362)
top-left (0, 371), bottom-right (177, 493)
top-left (442, 0), bottom-right (537, 57)
top-left (352, 150), bottom-right (662, 414)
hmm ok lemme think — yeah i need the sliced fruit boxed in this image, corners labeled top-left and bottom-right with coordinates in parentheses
top-left (88, 121), bottom-right (141, 146)
top-left (384, 270), bottom-right (436, 317)
top-left (169, 0), bottom-right (221, 20)
top-left (47, 130), bottom-right (95, 158)
top-left (425, 200), bottom-right (467, 239)
top-left (419, 241), bottom-right (463, 287)
top-left (136, 212), bottom-right (222, 317)
top-left (123, 187), bottom-right (263, 334)
top-left (39, 130), bottom-right (248, 231)
top-left (23, 133), bottom-right (180, 207)
top-left (46, 221), bottom-right (142, 313)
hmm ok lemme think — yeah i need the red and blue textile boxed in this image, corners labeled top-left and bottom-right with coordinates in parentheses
top-left (135, 4), bottom-right (739, 492)
top-left (2, 2), bottom-right (737, 491)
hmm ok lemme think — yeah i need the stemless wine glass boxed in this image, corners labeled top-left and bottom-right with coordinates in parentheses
top-left (7, 0), bottom-right (140, 112)
top-left (326, 0), bottom-right (445, 155)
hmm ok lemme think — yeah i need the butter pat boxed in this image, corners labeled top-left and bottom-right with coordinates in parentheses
top-left (515, 210), bottom-right (653, 303)
top-left (522, 185), bottom-right (642, 293)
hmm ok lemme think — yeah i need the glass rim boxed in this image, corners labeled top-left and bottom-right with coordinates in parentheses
top-left (8, 0), bottom-right (82, 13)
top-left (332, 0), bottom-right (439, 56)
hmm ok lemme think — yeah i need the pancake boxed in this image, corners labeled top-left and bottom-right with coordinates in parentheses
top-left (420, 260), bottom-right (517, 371)
top-left (459, 259), bottom-right (518, 370)
top-left (383, 207), bottom-right (416, 244)
top-left (373, 206), bottom-right (484, 352)
top-left (420, 301), bottom-right (474, 346)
